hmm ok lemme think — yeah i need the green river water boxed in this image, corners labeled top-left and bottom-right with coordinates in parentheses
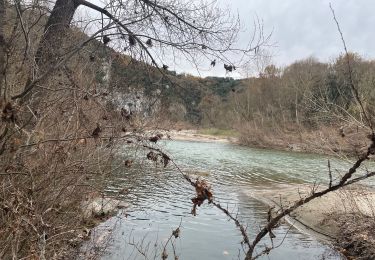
top-left (87, 140), bottom-right (373, 260)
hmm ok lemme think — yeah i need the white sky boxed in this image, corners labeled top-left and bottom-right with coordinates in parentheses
top-left (244, 0), bottom-right (375, 65)
top-left (78, 0), bottom-right (375, 78)
top-left (189, 0), bottom-right (375, 76)
top-left (199, 0), bottom-right (375, 77)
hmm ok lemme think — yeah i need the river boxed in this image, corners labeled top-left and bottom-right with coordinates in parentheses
top-left (89, 140), bottom-right (367, 260)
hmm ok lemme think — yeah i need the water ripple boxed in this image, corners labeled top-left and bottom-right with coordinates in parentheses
top-left (99, 140), bottom-right (359, 260)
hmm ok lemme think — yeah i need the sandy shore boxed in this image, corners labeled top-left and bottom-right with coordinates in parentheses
top-left (244, 184), bottom-right (375, 258)
top-left (167, 129), bottom-right (238, 143)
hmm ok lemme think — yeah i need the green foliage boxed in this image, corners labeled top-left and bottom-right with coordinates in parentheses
top-left (198, 128), bottom-right (239, 137)
top-left (203, 77), bottom-right (242, 97)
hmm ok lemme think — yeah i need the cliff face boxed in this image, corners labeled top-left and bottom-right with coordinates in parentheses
top-left (102, 46), bottom-right (245, 125)
top-left (3, 5), bottom-right (242, 125)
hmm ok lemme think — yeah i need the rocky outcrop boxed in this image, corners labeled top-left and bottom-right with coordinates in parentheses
top-left (81, 197), bottom-right (129, 219)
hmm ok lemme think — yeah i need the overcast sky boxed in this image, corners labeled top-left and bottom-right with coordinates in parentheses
top-left (244, 1), bottom-right (375, 64)
top-left (178, 0), bottom-right (375, 77)
top-left (81, 0), bottom-right (375, 78)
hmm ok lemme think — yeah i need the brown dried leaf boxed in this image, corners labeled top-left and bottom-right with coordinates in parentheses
top-left (149, 136), bottom-right (159, 143)
top-left (191, 179), bottom-right (213, 216)
top-left (124, 159), bottom-right (133, 167)
top-left (162, 153), bottom-right (170, 167)
top-left (172, 227), bottom-right (180, 238)
top-left (2, 102), bottom-right (17, 122)
top-left (146, 151), bottom-right (158, 161)
top-left (91, 124), bottom-right (101, 138)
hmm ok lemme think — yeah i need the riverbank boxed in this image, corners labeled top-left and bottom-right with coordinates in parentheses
top-left (165, 126), bottom-right (371, 157)
top-left (167, 129), bottom-right (239, 143)
top-left (245, 184), bottom-right (375, 259)
top-left (237, 125), bottom-right (372, 156)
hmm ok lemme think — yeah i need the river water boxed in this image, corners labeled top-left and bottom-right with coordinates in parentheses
top-left (94, 140), bottom-right (371, 260)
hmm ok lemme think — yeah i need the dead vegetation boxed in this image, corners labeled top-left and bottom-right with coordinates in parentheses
top-left (0, 0), bottom-right (266, 258)
top-left (336, 213), bottom-right (375, 260)
top-left (238, 123), bottom-right (371, 156)
top-left (0, 58), bottom-right (135, 258)
top-left (0, 3), bottom-right (154, 258)
top-left (1, 0), bottom-right (374, 259)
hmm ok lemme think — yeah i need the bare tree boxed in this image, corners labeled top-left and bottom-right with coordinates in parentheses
top-left (0, 0), bottom-right (270, 258)
top-left (11, 0), bottom-right (267, 102)
top-left (242, 5), bottom-right (375, 259)
top-left (0, 0), bottom-right (6, 97)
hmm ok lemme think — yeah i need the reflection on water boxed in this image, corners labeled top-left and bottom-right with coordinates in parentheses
top-left (99, 140), bottom-right (362, 259)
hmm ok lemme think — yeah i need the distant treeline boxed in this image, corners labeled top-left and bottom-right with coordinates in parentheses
top-left (196, 53), bottom-right (375, 130)
top-left (108, 51), bottom-right (375, 130)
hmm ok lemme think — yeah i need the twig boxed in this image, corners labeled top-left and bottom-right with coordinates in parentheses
top-left (329, 3), bottom-right (373, 133)
top-left (245, 139), bottom-right (375, 259)
top-left (328, 159), bottom-right (333, 188)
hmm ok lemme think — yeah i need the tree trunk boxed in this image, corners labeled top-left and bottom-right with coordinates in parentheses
top-left (18, 0), bottom-right (79, 101)
top-left (295, 91), bottom-right (299, 125)
top-left (35, 0), bottom-right (79, 69)
top-left (0, 0), bottom-right (6, 99)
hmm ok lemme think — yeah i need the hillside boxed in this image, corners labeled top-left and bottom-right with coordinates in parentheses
top-left (108, 49), bottom-right (246, 124)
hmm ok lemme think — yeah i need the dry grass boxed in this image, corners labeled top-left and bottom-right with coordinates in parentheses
top-left (237, 121), bottom-right (371, 156)
top-left (0, 30), bottom-right (140, 258)
top-left (331, 187), bottom-right (375, 259)
top-left (0, 77), bottom-right (125, 259)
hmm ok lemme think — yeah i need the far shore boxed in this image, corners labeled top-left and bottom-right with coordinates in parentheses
top-left (163, 128), bottom-right (369, 157)
top-left (166, 129), bottom-right (239, 143)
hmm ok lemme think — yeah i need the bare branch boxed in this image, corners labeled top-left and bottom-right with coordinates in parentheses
top-left (329, 3), bottom-right (373, 133)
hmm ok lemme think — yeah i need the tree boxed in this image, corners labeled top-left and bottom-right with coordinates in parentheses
top-left (0, 2), bottom-right (269, 258)
top-left (261, 64), bottom-right (279, 78)
top-left (12, 0), bottom-right (267, 102)
top-left (0, 0), bottom-right (5, 97)
top-left (282, 57), bottom-right (327, 126)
